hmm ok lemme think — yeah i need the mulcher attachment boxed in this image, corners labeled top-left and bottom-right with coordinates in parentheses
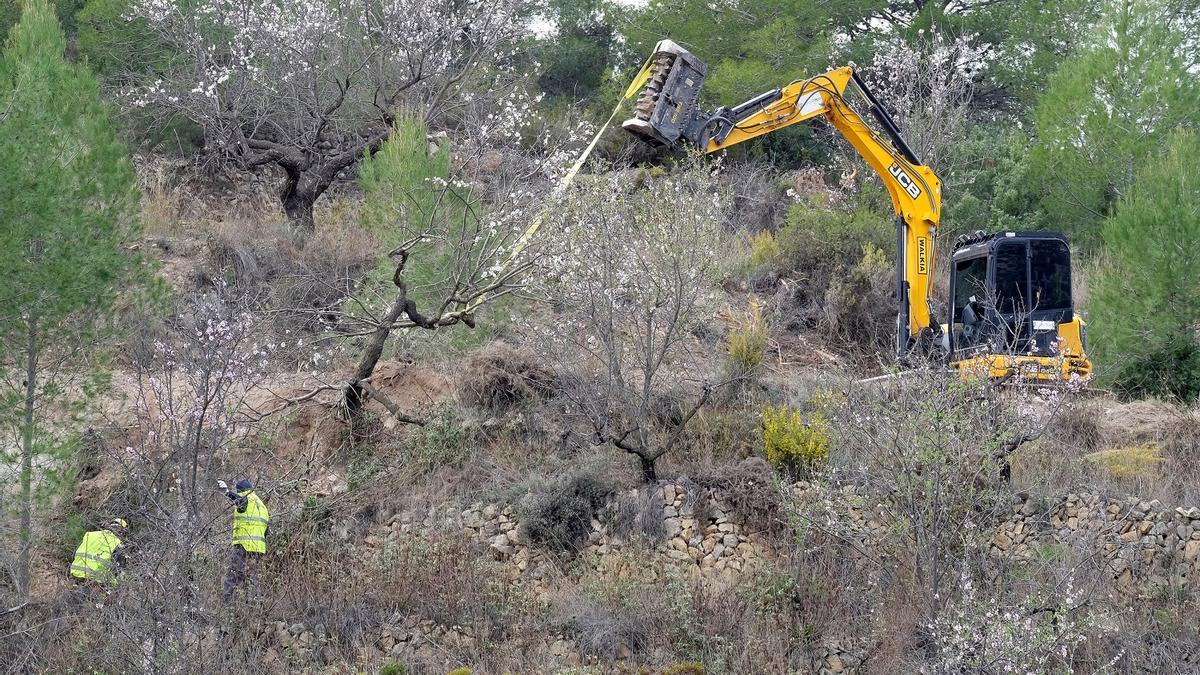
top-left (621, 40), bottom-right (710, 147)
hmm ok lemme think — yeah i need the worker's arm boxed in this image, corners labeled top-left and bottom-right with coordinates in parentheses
top-left (227, 492), bottom-right (248, 512)
top-left (218, 480), bottom-right (248, 511)
top-left (698, 67), bottom-right (942, 355)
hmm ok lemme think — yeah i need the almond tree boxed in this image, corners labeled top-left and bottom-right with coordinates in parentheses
top-left (101, 292), bottom-right (272, 667)
top-left (275, 115), bottom-right (551, 422)
top-left (533, 161), bottom-right (728, 482)
top-left (852, 31), bottom-right (979, 190)
top-left (124, 0), bottom-right (529, 232)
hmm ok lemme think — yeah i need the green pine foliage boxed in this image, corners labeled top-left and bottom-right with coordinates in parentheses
top-left (943, 125), bottom-right (1045, 235)
top-left (1090, 131), bottom-right (1200, 400)
top-left (622, 0), bottom-right (838, 107)
top-left (0, 0), bottom-right (85, 40)
top-left (0, 0), bottom-right (143, 596)
top-left (536, 0), bottom-right (615, 103)
top-left (357, 117), bottom-right (476, 313)
top-left (1030, 0), bottom-right (1199, 250)
top-left (0, 0), bottom-right (140, 323)
top-left (76, 0), bottom-right (169, 79)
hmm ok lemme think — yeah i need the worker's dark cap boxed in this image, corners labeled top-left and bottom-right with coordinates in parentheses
top-left (235, 479), bottom-right (253, 491)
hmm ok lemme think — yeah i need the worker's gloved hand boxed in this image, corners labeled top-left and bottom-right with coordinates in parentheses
top-left (217, 480), bottom-right (228, 490)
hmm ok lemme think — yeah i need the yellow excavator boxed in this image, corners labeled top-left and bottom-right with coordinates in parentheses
top-left (622, 40), bottom-right (1091, 383)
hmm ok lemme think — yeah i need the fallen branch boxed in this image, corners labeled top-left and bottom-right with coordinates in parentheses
top-left (355, 380), bottom-right (426, 426)
top-left (1, 602), bottom-right (27, 616)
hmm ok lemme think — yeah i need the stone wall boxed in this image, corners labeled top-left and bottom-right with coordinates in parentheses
top-left (367, 483), bottom-right (775, 588)
top-left (348, 480), bottom-right (860, 673)
top-left (262, 481), bottom-right (1198, 673)
top-left (994, 492), bottom-right (1200, 594)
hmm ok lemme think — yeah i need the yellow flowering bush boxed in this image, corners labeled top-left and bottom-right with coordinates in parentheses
top-left (762, 405), bottom-right (830, 475)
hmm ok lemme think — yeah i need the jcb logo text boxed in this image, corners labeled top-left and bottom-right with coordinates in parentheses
top-left (889, 163), bottom-right (922, 200)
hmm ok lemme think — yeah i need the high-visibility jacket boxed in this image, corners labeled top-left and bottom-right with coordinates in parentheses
top-left (70, 530), bottom-right (121, 583)
top-left (232, 490), bottom-right (269, 554)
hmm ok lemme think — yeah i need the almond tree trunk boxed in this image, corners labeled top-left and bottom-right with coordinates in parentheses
top-left (343, 256), bottom-right (437, 420)
top-left (281, 171), bottom-right (318, 234)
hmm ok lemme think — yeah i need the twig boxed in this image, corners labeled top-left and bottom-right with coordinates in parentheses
top-left (0, 602), bottom-right (27, 616)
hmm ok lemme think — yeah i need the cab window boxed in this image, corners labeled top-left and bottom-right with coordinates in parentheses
top-left (1030, 239), bottom-right (1071, 311)
top-left (953, 256), bottom-right (988, 322)
top-left (993, 241), bottom-right (1028, 314)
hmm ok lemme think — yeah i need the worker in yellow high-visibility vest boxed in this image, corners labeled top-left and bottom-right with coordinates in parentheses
top-left (218, 478), bottom-right (268, 601)
top-left (69, 518), bottom-right (127, 586)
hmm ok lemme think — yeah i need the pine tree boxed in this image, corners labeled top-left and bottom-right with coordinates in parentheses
top-left (1031, 0), bottom-right (1199, 250)
top-left (0, 0), bottom-right (142, 599)
top-left (1090, 131), bottom-right (1200, 400)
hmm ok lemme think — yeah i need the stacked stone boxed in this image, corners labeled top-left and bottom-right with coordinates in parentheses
top-left (369, 615), bottom-right (479, 665)
top-left (657, 483), bottom-right (766, 577)
top-left (818, 645), bottom-right (861, 674)
top-left (995, 493), bottom-right (1200, 594)
top-left (259, 620), bottom-right (337, 668)
top-left (361, 486), bottom-right (775, 585)
top-left (790, 481), bottom-right (891, 562)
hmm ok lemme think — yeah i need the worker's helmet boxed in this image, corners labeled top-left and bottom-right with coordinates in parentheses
top-left (107, 517), bottom-right (128, 530)
top-left (235, 479), bottom-right (253, 492)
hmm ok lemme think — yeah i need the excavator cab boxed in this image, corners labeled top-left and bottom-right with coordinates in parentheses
top-left (947, 232), bottom-right (1090, 381)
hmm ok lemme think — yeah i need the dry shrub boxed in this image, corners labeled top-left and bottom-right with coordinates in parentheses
top-left (1162, 412), bottom-right (1200, 503)
top-left (1030, 398), bottom-right (1200, 503)
top-left (1009, 437), bottom-right (1089, 495)
top-left (1048, 400), bottom-right (1104, 451)
top-left (674, 406), bottom-right (760, 468)
top-left (138, 156), bottom-right (192, 236)
top-left (822, 243), bottom-right (894, 357)
top-left (563, 547), bottom-right (828, 671)
top-left (569, 604), bottom-right (649, 661)
top-left (773, 205), bottom-right (891, 338)
top-left (601, 487), bottom-right (666, 544)
top-left (726, 299), bottom-right (769, 378)
top-left (456, 342), bottom-right (556, 413)
top-left (374, 532), bottom-right (527, 630)
top-left (271, 218), bottom-right (378, 327)
top-left (693, 457), bottom-right (788, 542)
top-left (204, 209), bottom-right (377, 329)
top-left (1096, 398), bottom-right (1181, 447)
top-left (264, 527), bottom-right (539, 671)
top-left (520, 469), bottom-right (614, 552)
top-left (136, 155), bottom-right (284, 239)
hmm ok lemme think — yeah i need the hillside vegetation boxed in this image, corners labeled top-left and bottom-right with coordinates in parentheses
top-left (1, 0), bottom-right (1199, 673)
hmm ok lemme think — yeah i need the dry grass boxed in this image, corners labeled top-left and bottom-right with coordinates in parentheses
top-left (136, 154), bottom-right (281, 238)
top-left (456, 342), bottom-right (556, 414)
top-left (1016, 396), bottom-right (1200, 504)
top-left (134, 155), bottom-right (378, 330)
top-left (1083, 445), bottom-right (1164, 479)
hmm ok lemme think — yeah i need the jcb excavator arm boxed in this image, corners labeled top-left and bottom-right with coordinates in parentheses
top-left (623, 42), bottom-right (942, 357)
